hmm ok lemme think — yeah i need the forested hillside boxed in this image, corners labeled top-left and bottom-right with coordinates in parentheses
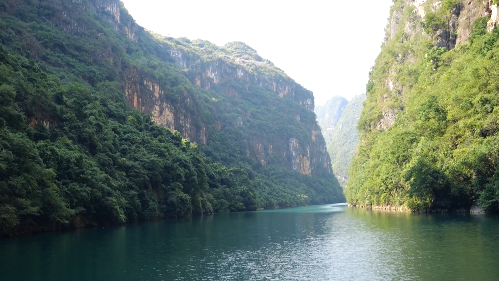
top-left (0, 0), bottom-right (343, 236)
top-left (315, 95), bottom-right (365, 188)
top-left (326, 94), bottom-right (366, 187)
top-left (348, 0), bottom-right (499, 212)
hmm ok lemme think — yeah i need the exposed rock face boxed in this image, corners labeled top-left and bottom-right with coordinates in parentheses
top-left (434, 4), bottom-right (462, 49)
top-left (124, 69), bottom-right (207, 145)
top-left (374, 0), bottom-right (495, 131)
top-left (376, 108), bottom-right (397, 130)
top-left (29, 0), bottom-right (139, 41)
top-left (97, 0), bottom-right (120, 24)
top-left (289, 138), bottom-right (311, 176)
top-left (457, 1), bottom-right (491, 44)
top-left (167, 45), bottom-right (315, 112)
top-left (487, 4), bottom-right (499, 32)
top-left (413, 0), bottom-right (427, 18)
top-left (122, 40), bottom-right (329, 176)
top-left (411, 0), bottom-right (494, 49)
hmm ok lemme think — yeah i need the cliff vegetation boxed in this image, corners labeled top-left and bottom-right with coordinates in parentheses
top-left (348, 0), bottom-right (499, 212)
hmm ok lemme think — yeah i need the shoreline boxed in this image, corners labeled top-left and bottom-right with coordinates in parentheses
top-left (1, 202), bottom-right (345, 239)
top-left (348, 204), bottom-right (411, 212)
top-left (348, 204), bottom-right (485, 214)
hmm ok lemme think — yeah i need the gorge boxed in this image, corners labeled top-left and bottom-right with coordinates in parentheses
top-left (0, 0), bottom-right (343, 237)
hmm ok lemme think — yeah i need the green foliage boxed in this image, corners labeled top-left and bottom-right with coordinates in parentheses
top-left (349, 2), bottom-right (499, 212)
top-left (425, 47), bottom-right (448, 69)
top-left (404, 157), bottom-right (449, 210)
top-left (441, 0), bottom-right (461, 12)
top-left (0, 44), bottom-right (266, 235)
top-left (469, 17), bottom-right (489, 44)
top-left (422, 12), bottom-right (446, 34)
top-left (422, 0), bottom-right (461, 35)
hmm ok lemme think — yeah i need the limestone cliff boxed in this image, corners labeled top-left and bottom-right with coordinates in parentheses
top-left (9, 0), bottom-right (330, 177)
top-left (167, 41), bottom-right (314, 112)
top-left (367, 0), bottom-right (494, 132)
top-left (124, 68), bottom-right (207, 144)
top-left (122, 36), bottom-right (331, 176)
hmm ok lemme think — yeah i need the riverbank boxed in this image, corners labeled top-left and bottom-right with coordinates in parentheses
top-left (348, 204), bottom-right (485, 214)
top-left (348, 204), bottom-right (411, 212)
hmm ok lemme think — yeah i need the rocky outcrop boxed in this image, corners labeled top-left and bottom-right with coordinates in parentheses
top-left (96, 0), bottom-right (120, 24)
top-left (288, 138), bottom-right (311, 176)
top-left (91, 0), bottom-right (138, 41)
top-left (410, 0), bottom-right (495, 49)
top-left (376, 108), bottom-right (397, 130)
top-left (412, 0), bottom-right (427, 18)
top-left (125, 69), bottom-right (207, 145)
top-left (436, 4), bottom-right (462, 49)
top-left (487, 4), bottom-right (499, 32)
top-left (457, 1), bottom-right (491, 44)
top-left (167, 45), bottom-right (315, 112)
top-left (374, 0), bottom-right (494, 131)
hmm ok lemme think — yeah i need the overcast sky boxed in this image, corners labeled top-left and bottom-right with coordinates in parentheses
top-left (120, 0), bottom-right (393, 105)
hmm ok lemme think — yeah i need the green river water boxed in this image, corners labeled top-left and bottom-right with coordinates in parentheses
top-left (1, 204), bottom-right (499, 280)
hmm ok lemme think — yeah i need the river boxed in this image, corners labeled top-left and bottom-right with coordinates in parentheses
top-left (1, 204), bottom-right (499, 280)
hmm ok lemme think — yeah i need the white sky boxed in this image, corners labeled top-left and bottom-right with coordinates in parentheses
top-left (120, 0), bottom-right (393, 105)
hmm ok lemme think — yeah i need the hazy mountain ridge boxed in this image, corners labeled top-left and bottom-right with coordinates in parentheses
top-left (316, 95), bottom-right (365, 188)
top-left (315, 96), bottom-right (348, 143)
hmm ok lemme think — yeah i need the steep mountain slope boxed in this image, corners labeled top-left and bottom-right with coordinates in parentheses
top-left (327, 94), bottom-right (366, 187)
top-left (0, 0), bottom-right (343, 236)
top-left (348, 0), bottom-right (499, 212)
top-left (315, 96), bottom-right (348, 143)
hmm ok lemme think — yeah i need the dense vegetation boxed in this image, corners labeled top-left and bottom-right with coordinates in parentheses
top-left (348, 0), bottom-right (499, 212)
top-left (0, 0), bottom-right (343, 236)
top-left (0, 46), bottom-right (258, 234)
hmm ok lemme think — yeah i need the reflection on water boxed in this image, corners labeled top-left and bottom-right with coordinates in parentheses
top-left (1, 204), bottom-right (499, 280)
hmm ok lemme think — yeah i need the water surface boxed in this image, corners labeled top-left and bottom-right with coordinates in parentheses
top-left (1, 204), bottom-right (499, 280)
